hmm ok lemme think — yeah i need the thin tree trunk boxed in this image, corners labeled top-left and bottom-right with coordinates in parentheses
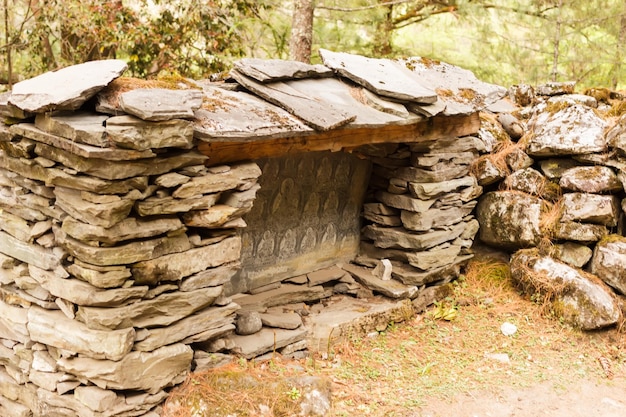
top-left (290, 0), bottom-right (314, 63)
top-left (4, 0), bottom-right (11, 88)
top-left (613, 11), bottom-right (626, 90)
top-left (373, 1), bottom-right (393, 57)
top-left (550, 0), bottom-right (563, 82)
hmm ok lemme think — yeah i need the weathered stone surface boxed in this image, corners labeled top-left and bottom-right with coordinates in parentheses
top-left (502, 168), bottom-right (561, 201)
top-left (62, 216), bottom-right (183, 246)
top-left (58, 231), bottom-right (191, 267)
top-left (106, 115), bottom-right (194, 151)
top-left (58, 343), bottom-right (193, 394)
top-left (341, 263), bottom-right (417, 299)
top-left (400, 201), bottom-right (476, 232)
top-left (134, 303), bottom-right (239, 352)
top-left (392, 256), bottom-right (469, 286)
top-left (0, 231), bottom-right (62, 271)
top-left (395, 164), bottom-right (470, 183)
top-left (497, 112), bottom-right (525, 139)
top-left (76, 286), bottom-right (223, 330)
top-left (179, 262), bottom-right (240, 292)
top-left (227, 327), bottom-right (308, 359)
top-left (131, 236), bottom-right (241, 285)
top-left (28, 306), bottom-right (134, 361)
top-left (554, 222), bottom-right (608, 243)
top-left (8, 60), bottom-right (127, 112)
top-left (472, 157), bottom-right (507, 186)
top-left (235, 311), bottom-right (263, 335)
top-left (407, 176), bottom-right (476, 200)
top-left (29, 265), bottom-right (148, 307)
top-left (526, 104), bottom-right (608, 156)
top-left (411, 151), bottom-right (478, 168)
top-left (505, 147), bottom-right (534, 171)
top-left (559, 166), bottom-right (621, 193)
top-left (363, 221), bottom-right (466, 251)
top-left (406, 245), bottom-right (462, 271)
top-left (9, 122), bottom-right (156, 160)
top-left (260, 311), bottom-right (303, 330)
top-left (607, 113), bottom-right (626, 156)
top-left (182, 204), bottom-right (244, 228)
top-left (34, 111), bottom-right (109, 147)
top-left (0, 210), bottom-right (48, 243)
top-left (511, 250), bottom-right (620, 330)
top-left (119, 88), bottom-right (203, 121)
top-left (234, 284), bottom-right (326, 311)
top-left (0, 300), bottom-right (29, 344)
top-left (547, 93), bottom-right (597, 108)
top-left (173, 162), bottom-right (261, 199)
top-left (54, 187), bottom-right (133, 228)
top-left (535, 81), bottom-right (575, 96)
top-left (412, 283), bottom-right (455, 313)
top-left (590, 236), bottom-right (626, 295)
top-left (0, 152), bottom-right (149, 194)
top-left (553, 242), bottom-right (593, 268)
top-left (233, 58), bottom-right (333, 82)
top-left (320, 49), bottom-right (437, 103)
top-left (35, 141), bottom-right (207, 180)
top-left (65, 262), bottom-right (131, 290)
top-left (307, 266), bottom-right (346, 286)
top-left (375, 191), bottom-right (436, 213)
top-left (538, 158), bottom-right (580, 180)
top-left (476, 191), bottom-right (546, 250)
top-left (135, 192), bottom-right (220, 216)
top-left (560, 193), bottom-right (619, 227)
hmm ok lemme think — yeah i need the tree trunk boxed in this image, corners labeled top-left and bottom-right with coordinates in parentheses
top-left (290, 0), bottom-right (314, 63)
top-left (4, 0), bottom-right (11, 88)
top-left (373, 2), bottom-right (394, 57)
top-left (613, 10), bottom-right (626, 90)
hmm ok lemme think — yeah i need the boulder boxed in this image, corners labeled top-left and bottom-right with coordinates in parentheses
top-left (501, 168), bottom-right (561, 201)
top-left (476, 191), bottom-right (547, 250)
top-left (526, 104), bottom-right (608, 156)
top-left (511, 250), bottom-right (621, 330)
top-left (560, 193), bottom-right (619, 227)
top-left (559, 166), bottom-right (622, 193)
top-left (590, 235), bottom-right (626, 295)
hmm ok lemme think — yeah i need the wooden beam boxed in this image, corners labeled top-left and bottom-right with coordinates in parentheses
top-left (197, 112), bottom-right (480, 165)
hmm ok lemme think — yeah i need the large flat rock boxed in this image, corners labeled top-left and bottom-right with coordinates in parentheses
top-left (320, 49), bottom-right (437, 104)
top-left (8, 60), bottom-right (127, 112)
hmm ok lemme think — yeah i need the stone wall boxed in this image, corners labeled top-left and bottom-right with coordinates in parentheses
top-left (474, 83), bottom-right (626, 330)
top-left (0, 56), bottom-right (496, 416)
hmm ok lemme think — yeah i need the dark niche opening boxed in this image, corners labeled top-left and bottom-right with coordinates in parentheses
top-left (228, 151), bottom-right (372, 294)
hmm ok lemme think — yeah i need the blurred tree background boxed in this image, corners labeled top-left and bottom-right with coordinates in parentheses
top-left (1, 0), bottom-right (625, 90)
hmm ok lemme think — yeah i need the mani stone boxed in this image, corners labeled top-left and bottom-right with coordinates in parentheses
top-left (27, 306), bottom-right (134, 361)
top-left (8, 60), bottom-right (127, 113)
top-left (560, 193), bottom-right (620, 227)
top-left (526, 104), bottom-right (608, 156)
top-left (559, 166), bottom-right (622, 194)
top-left (105, 115), bottom-right (194, 151)
top-left (58, 343), bottom-right (193, 394)
top-left (590, 236), bottom-right (626, 295)
top-left (34, 111), bottom-right (109, 148)
top-left (511, 250), bottom-right (620, 330)
top-left (119, 88), bottom-right (203, 121)
top-left (476, 191), bottom-right (546, 250)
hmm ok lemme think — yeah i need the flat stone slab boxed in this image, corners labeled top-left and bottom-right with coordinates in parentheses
top-left (230, 70), bottom-right (356, 131)
top-left (119, 88), bottom-right (203, 121)
top-left (227, 327), bottom-right (308, 359)
top-left (305, 296), bottom-right (415, 352)
top-left (35, 111), bottom-right (109, 148)
top-left (320, 49), bottom-right (437, 104)
top-left (8, 60), bottom-right (127, 112)
top-left (340, 263), bottom-right (417, 299)
top-left (105, 115), bottom-right (194, 151)
top-left (233, 58), bottom-right (333, 82)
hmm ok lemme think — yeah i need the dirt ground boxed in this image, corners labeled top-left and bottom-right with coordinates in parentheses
top-left (417, 378), bottom-right (626, 417)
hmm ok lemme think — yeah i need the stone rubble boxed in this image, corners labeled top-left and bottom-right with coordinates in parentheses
top-left (475, 81), bottom-right (626, 330)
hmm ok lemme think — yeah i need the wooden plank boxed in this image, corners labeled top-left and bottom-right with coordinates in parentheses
top-left (198, 112), bottom-right (480, 165)
top-left (230, 70), bottom-right (356, 131)
top-left (9, 123), bottom-right (156, 160)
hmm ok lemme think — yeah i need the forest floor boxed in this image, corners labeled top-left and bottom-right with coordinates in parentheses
top-left (165, 249), bottom-right (626, 417)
